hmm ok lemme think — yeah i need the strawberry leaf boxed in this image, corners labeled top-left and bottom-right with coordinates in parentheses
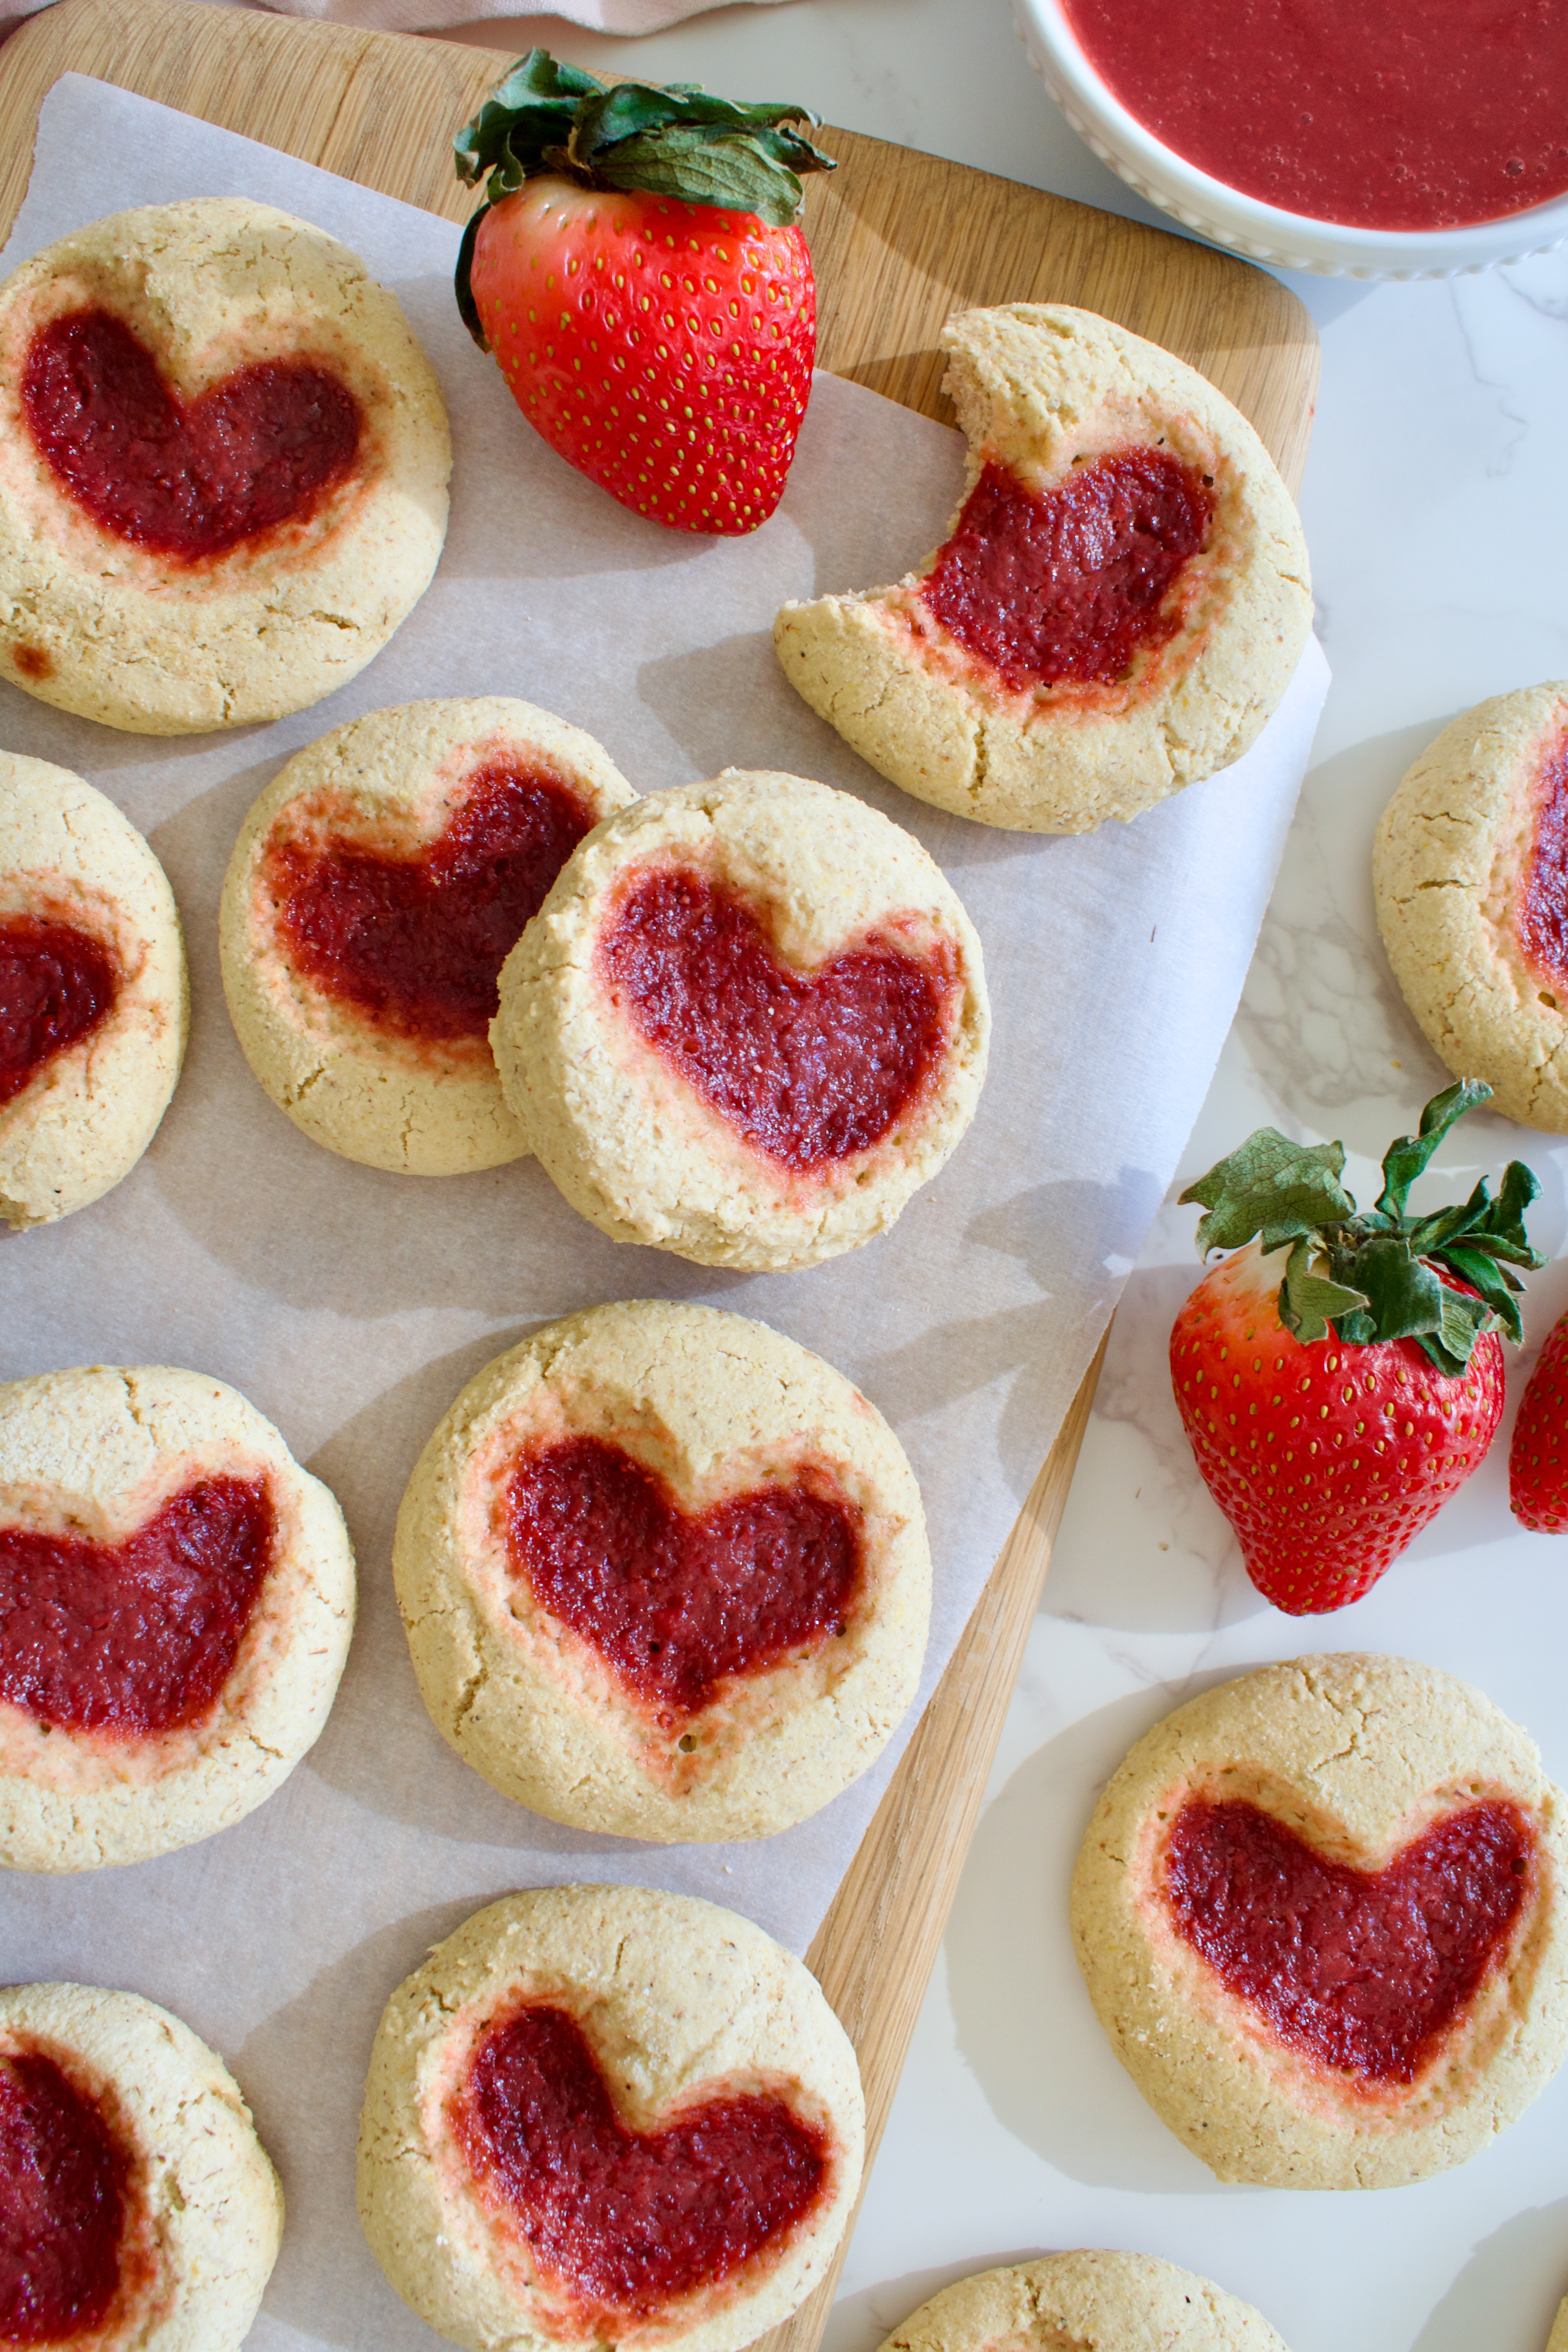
top-left (1278, 1242), bottom-right (1368, 1343)
top-left (1179, 1131), bottom-right (1355, 1256)
top-left (1349, 1235), bottom-right (1448, 1341)
top-left (1373, 1077), bottom-right (1493, 1221)
top-left (454, 53), bottom-right (835, 228)
top-left (593, 127), bottom-right (815, 227)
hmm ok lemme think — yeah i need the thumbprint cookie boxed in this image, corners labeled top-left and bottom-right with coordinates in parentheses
top-left (0, 1980), bottom-right (282, 2350)
top-left (220, 698), bottom-right (635, 1174)
top-left (491, 769), bottom-right (989, 1270)
top-left (1375, 682), bottom-right (1568, 1130)
top-left (1, 753), bottom-right (186, 1228)
top-left (357, 1884), bottom-right (863, 2352)
top-left (0, 1363), bottom-right (354, 1872)
top-left (878, 2251), bottom-right (1291, 2352)
top-left (775, 304), bottom-right (1311, 833)
top-left (1071, 1654), bottom-right (1568, 2187)
top-left (393, 1299), bottom-right (930, 1841)
top-left (0, 198), bottom-right (450, 734)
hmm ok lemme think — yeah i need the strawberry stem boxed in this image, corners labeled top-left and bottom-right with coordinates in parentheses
top-left (1178, 1080), bottom-right (1544, 1373)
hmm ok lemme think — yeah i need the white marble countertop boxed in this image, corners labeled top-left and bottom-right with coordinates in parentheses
top-left (433, 7), bottom-right (1568, 2352)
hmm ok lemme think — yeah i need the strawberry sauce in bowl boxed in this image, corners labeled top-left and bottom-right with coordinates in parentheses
top-left (1015, 0), bottom-right (1568, 275)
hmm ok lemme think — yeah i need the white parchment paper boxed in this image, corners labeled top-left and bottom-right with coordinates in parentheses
top-left (0, 75), bottom-right (1329, 2351)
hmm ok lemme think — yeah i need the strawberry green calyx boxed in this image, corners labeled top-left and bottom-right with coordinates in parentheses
top-left (1178, 1079), bottom-right (1544, 1374)
top-left (454, 51), bottom-right (836, 348)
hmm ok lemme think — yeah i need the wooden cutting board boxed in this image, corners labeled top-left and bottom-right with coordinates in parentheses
top-left (0, 9), bottom-right (1319, 2347)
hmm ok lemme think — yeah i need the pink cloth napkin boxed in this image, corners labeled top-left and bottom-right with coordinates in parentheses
top-left (1, 0), bottom-right (790, 40)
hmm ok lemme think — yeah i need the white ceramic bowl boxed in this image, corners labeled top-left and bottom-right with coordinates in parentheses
top-left (1013, 0), bottom-right (1568, 280)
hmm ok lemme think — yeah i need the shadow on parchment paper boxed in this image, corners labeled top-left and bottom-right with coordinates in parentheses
top-left (862, 1174), bottom-right (1160, 1502)
top-left (236, 1897), bottom-right (521, 2352)
top-left (1040, 1256), bottom-right (1268, 1637)
top-left (1408, 2194), bottom-right (1568, 2352)
top-left (945, 1682), bottom-right (1241, 2195)
top-left (821, 2252), bottom-right (1058, 2352)
top-left (633, 634), bottom-right (1058, 878)
top-left (301, 1333), bottom-right (645, 1860)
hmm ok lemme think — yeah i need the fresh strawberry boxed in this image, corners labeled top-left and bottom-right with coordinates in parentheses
top-left (1511, 1306), bottom-right (1568, 1530)
top-left (1169, 1081), bottom-right (1543, 1613)
top-left (453, 51), bottom-right (835, 535)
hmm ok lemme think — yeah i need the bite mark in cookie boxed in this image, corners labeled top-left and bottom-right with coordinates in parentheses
top-left (774, 303), bottom-right (1310, 834)
top-left (914, 447), bottom-right (1215, 696)
top-left (22, 306), bottom-right (363, 562)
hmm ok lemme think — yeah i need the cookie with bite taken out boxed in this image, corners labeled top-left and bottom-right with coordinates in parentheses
top-left (774, 303), bottom-right (1311, 833)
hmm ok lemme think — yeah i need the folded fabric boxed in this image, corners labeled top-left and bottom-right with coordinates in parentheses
top-left (1, 0), bottom-right (789, 41)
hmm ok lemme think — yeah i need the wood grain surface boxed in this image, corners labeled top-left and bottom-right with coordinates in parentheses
top-left (0, 10), bottom-right (1317, 2348)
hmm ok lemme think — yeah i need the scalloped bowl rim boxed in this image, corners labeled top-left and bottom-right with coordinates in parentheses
top-left (1014, 0), bottom-right (1568, 280)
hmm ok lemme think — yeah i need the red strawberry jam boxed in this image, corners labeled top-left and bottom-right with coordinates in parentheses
top-left (0, 1477), bottom-right (275, 1737)
top-left (506, 1435), bottom-right (861, 1716)
top-left (267, 766), bottom-right (595, 1043)
top-left (0, 915), bottom-right (117, 1109)
top-left (597, 868), bottom-right (956, 1171)
top-left (1516, 727), bottom-right (1568, 994)
top-left (22, 308), bottom-right (361, 562)
top-left (1062, 0), bottom-right (1568, 232)
top-left (0, 2048), bottom-right (129, 2343)
top-left (455, 2003), bottom-right (829, 2324)
top-left (919, 451), bottom-right (1214, 694)
top-left (1162, 1796), bottom-right (1533, 2083)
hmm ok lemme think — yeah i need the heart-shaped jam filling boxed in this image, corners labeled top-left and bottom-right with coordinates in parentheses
top-left (1515, 726), bottom-right (1568, 993)
top-left (0, 2048), bottom-right (128, 2344)
top-left (266, 765), bottom-right (595, 1043)
top-left (0, 915), bottom-right (118, 1109)
top-left (0, 1477), bottom-right (275, 1738)
top-left (1162, 1795), bottom-right (1533, 2084)
top-left (455, 2003), bottom-right (829, 2324)
top-left (22, 308), bottom-right (362, 562)
top-left (596, 868), bottom-right (955, 1172)
top-left (506, 1436), bottom-right (861, 1717)
top-left (919, 450), bottom-right (1215, 692)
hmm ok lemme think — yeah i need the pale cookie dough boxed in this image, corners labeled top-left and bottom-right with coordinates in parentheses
top-left (492, 769), bottom-right (989, 1270)
top-left (220, 698), bottom-right (636, 1174)
top-left (357, 1884), bottom-right (863, 2352)
top-left (394, 1299), bottom-right (930, 1840)
top-left (1548, 2292), bottom-right (1568, 2352)
top-left (0, 1363), bottom-right (355, 1872)
top-left (878, 2251), bottom-right (1291, 2352)
top-left (0, 1980), bottom-right (282, 2351)
top-left (1374, 682), bottom-right (1568, 1130)
top-left (775, 303), bottom-right (1311, 833)
top-left (1, 753), bottom-right (186, 1228)
top-left (0, 198), bottom-right (451, 734)
top-left (1071, 1654), bottom-right (1568, 2188)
